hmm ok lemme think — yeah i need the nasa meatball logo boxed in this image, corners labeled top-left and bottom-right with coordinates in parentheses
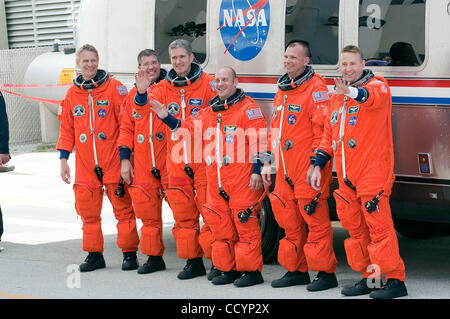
top-left (219, 0), bottom-right (270, 61)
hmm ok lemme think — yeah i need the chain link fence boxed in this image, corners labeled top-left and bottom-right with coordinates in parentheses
top-left (0, 47), bottom-right (51, 152)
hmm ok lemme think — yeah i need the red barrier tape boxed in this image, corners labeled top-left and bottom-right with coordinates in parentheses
top-left (0, 87), bottom-right (63, 105)
top-left (0, 83), bottom-right (72, 88)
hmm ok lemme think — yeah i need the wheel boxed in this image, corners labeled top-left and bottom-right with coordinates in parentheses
top-left (259, 196), bottom-right (282, 264)
top-left (394, 219), bottom-right (450, 239)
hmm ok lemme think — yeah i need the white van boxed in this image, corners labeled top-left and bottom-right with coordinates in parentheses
top-left (71, 0), bottom-right (450, 260)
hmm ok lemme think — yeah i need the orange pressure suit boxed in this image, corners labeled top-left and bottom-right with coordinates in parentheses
top-left (179, 89), bottom-right (267, 272)
top-left (135, 63), bottom-right (215, 259)
top-left (57, 70), bottom-right (139, 253)
top-left (118, 78), bottom-right (169, 257)
top-left (267, 66), bottom-right (337, 273)
top-left (315, 70), bottom-right (405, 281)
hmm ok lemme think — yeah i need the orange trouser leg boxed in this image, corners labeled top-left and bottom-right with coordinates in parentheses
top-left (105, 183), bottom-right (139, 253)
top-left (202, 202), bottom-right (237, 272)
top-left (232, 205), bottom-right (264, 272)
top-left (165, 183), bottom-right (203, 259)
top-left (195, 182), bottom-right (213, 259)
top-left (74, 184), bottom-right (104, 253)
top-left (128, 185), bottom-right (164, 256)
top-left (269, 191), bottom-right (308, 272)
top-left (334, 188), bottom-right (373, 278)
top-left (361, 195), bottom-right (406, 281)
top-left (298, 198), bottom-right (337, 273)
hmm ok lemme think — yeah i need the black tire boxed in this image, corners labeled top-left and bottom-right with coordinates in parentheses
top-left (394, 219), bottom-right (450, 239)
top-left (259, 196), bottom-right (282, 264)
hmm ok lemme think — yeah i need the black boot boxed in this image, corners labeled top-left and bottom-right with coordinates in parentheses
top-left (122, 252), bottom-right (139, 271)
top-left (307, 271), bottom-right (338, 291)
top-left (79, 252), bottom-right (106, 272)
top-left (177, 258), bottom-right (206, 280)
top-left (137, 256), bottom-right (166, 274)
top-left (207, 265), bottom-right (222, 281)
top-left (211, 271), bottom-right (242, 285)
top-left (271, 271), bottom-right (311, 288)
top-left (341, 278), bottom-right (383, 296)
top-left (369, 279), bottom-right (408, 299)
top-left (233, 271), bottom-right (264, 287)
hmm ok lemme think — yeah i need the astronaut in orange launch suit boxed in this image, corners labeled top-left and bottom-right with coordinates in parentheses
top-left (57, 44), bottom-right (139, 272)
top-left (309, 45), bottom-right (407, 299)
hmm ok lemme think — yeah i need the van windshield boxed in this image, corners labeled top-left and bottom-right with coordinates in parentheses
top-left (358, 0), bottom-right (426, 67)
top-left (155, 0), bottom-right (207, 64)
top-left (285, 0), bottom-right (340, 65)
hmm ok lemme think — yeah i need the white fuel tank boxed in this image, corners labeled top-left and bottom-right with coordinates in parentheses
top-left (24, 48), bottom-right (76, 143)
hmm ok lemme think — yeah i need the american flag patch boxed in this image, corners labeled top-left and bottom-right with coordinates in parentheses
top-left (246, 108), bottom-right (263, 120)
top-left (117, 85), bottom-right (128, 96)
top-left (312, 91), bottom-right (329, 103)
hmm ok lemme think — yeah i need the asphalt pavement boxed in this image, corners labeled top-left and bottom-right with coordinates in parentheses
top-left (0, 151), bottom-right (449, 303)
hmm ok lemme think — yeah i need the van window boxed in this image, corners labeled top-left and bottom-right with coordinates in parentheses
top-left (155, 0), bottom-right (207, 64)
top-left (359, 0), bottom-right (426, 67)
top-left (285, 0), bottom-right (340, 65)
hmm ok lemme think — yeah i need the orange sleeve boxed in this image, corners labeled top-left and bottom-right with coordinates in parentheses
top-left (56, 90), bottom-right (75, 152)
top-left (316, 96), bottom-right (334, 161)
top-left (243, 99), bottom-right (267, 160)
top-left (110, 79), bottom-right (128, 122)
top-left (133, 83), bottom-right (165, 117)
top-left (118, 94), bottom-right (135, 150)
top-left (309, 84), bottom-right (330, 160)
top-left (360, 78), bottom-right (390, 110)
top-left (204, 74), bottom-right (217, 103)
top-left (267, 91), bottom-right (282, 154)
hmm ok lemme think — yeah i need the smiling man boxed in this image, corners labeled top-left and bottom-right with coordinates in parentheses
top-left (150, 66), bottom-right (268, 287)
top-left (310, 45), bottom-right (408, 299)
top-left (118, 49), bottom-right (169, 275)
top-left (261, 40), bottom-right (337, 292)
top-left (57, 44), bottom-right (139, 273)
top-left (134, 39), bottom-right (215, 281)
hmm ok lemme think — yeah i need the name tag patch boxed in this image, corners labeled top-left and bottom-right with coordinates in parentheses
top-left (287, 104), bottom-right (301, 112)
top-left (348, 106), bottom-right (359, 114)
top-left (96, 100), bottom-right (109, 107)
top-left (224, 125), bottom-right (237, 133)
top-left (189, 98), bottom-right (203, 106)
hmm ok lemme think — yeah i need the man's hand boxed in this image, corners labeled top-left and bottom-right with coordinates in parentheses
top-left (135, 68), bottom-right (151, 95)
top-left (249, 173), bottom-right (263, 191)
top-left (309, 166), bottom-right (322, 191)
top-left (261, 162), bottom-right (272, 186)
top-left (121, 159), bottom-right (134, 185)
top-left (60, 159), bottom-right (71, 184)
top-left (306, 164), bottom-right (315, 186)
top-left (334, 77), bottom-right (350, 95)
top-left (0, 154), bottom-right (10, 165)
top-left (150, 100), bottom-right (168, 119)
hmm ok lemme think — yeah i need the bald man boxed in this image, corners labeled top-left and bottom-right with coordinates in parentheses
top-left (150, 67), bottom-right (268, 287)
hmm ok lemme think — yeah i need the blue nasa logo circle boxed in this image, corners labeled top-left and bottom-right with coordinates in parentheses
top-left (190, 107), bottom-right (199, 117)
top-left (288, 114), bottom-right (296, 125)
top-left (219, 0), bottom-right (270, 61)
top-left (225, 134), bottom-right (234, 144)
top-left (98, 108), bottom-right (107, 118)
top-left (349, 116), bottom-right (357, 126)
